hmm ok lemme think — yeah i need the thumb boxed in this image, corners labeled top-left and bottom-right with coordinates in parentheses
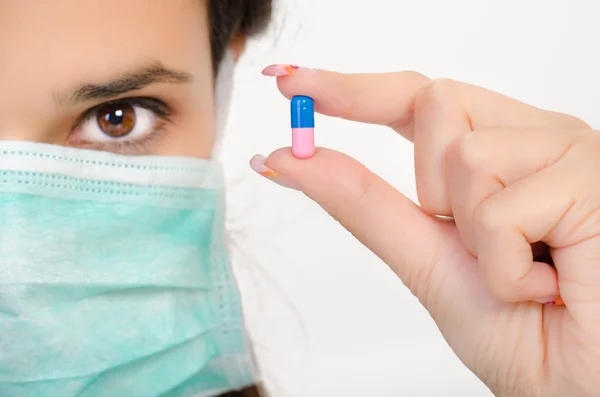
top-left (250, 147), bottom-right (446, 300)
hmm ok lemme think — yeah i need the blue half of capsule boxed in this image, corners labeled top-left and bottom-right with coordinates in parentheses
top-left (290, 95), bottom-right (315, 128)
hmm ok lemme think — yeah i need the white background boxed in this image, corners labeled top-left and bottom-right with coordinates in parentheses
top-left (219, 1), bottom-right (600, 396)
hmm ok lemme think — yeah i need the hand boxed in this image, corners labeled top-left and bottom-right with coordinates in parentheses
top-left (252, 65), bottom-right (599, 397)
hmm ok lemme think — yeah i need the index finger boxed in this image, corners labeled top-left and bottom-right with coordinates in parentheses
top-left (263, 65), bottom-right (590, 215)
top-left (262, 65), bottom-right (430, 141)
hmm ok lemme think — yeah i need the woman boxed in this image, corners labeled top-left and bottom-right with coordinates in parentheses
top-left (4, 1), bottom-right (600, 396)
top-left (1, 1), bottom-right (271, 396)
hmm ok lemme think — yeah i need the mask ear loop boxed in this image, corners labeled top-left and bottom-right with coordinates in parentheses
top-left (211, 49), bottom-right (236, 159)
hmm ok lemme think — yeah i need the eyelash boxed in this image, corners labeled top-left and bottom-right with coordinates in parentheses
top-left (69, 97), bottom-right (172, 155)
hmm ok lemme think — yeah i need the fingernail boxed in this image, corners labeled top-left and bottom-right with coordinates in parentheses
top-left (534, 295), bottom-right (565, 306)
top-left (249, 155), bottom-right (300, 190)
top-left (261, 64), bottom-right (310, 77)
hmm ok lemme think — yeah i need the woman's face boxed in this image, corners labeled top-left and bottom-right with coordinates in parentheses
top-left (0, 0), bottom-right (216, 158)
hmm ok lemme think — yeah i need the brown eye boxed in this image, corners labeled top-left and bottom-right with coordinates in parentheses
top-left (96, 103), bottom-right (136, 138)
top-left (71, 100), bottom-right (158, 147)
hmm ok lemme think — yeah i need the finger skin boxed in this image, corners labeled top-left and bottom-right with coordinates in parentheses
top-left (445, 128), bottom-right (575, 255)
top-left (413, 79), bottom-right (589, 216)
top-left (265, 147), bottom-right (445, 299)
top-left (270, 68), bottom-right (589, 217)
top-left (473, 162), bottom-right (578, 302)
top-left (275, 68), bottom-right (431, 140)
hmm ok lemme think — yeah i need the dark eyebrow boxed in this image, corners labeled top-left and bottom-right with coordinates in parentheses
top-left (55, 62), bottom-right (192, 105)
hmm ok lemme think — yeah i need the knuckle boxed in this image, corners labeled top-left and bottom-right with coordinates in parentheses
top-left (415, 78), bottom-right (459, 112)
top-left (448, 132), bottom-right (492, 175)
top-left (565, 133), bottom-right (600, 166)
top-left (405, 70), bottom-right (430, 80)
top-left (398, 70), bottom-right (430, 83)
top-left (481, 261), bottom-right (530, 303)
top-left (576, 130), bottom-right (600, 150)
top-left (546, 110), bottom-right (591, 130)
top-left (386, 71), bottom-right (431, 131)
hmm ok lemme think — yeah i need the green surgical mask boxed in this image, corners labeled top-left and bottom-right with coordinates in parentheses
top-left (0, 140), bottom-right (256, 397)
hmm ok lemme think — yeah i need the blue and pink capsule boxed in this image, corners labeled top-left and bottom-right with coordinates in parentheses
top-left (290, 95), bottom-right (315, 159)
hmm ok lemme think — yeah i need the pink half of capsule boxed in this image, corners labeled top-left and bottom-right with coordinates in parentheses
top-left (290, 95), bottom-right (315, 159)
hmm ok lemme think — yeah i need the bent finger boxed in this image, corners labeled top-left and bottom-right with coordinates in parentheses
top-left (446, 128), bottom-right (575, 254)
top-left (413, 79), bottom-right (589, 215)
top-left (473, 165), bottom-right (576, 303)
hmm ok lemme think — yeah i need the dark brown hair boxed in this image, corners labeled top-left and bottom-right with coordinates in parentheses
top-left (208, 0), bottom-right (273, 76)
top-left (207, 3), bottom-right (273, 397)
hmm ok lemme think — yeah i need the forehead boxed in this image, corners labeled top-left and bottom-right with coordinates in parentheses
top-left (0, 0), bottom-right (210, 94)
